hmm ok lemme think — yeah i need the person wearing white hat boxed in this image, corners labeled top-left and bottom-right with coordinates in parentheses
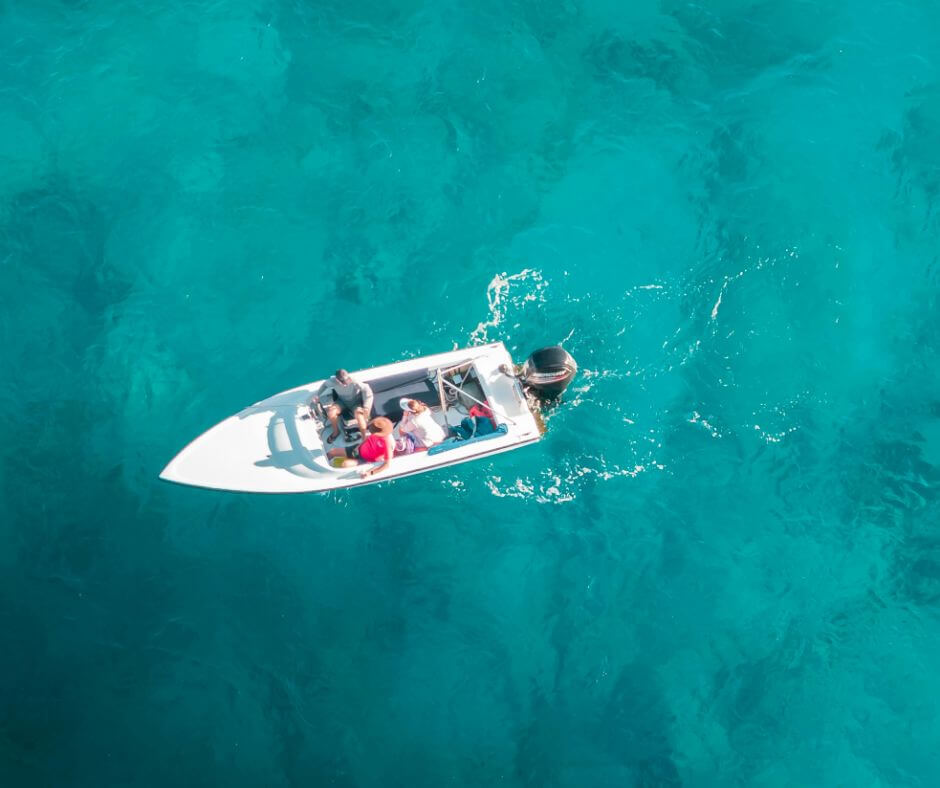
top-left (398, 398), bottom-right (446, 448)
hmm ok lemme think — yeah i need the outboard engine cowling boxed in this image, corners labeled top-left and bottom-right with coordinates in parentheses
top-left (521, 346), bottom-right (578, 399)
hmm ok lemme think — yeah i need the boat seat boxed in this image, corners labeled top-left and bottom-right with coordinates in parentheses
top-left (374, 389), bottom-right (439, 422)
top-left (309, 399), bottom-right (363, 441)
top-left (369, 368), bottom-right (440, 422)
top-left (339, 413), bottom-right (362, 441)
top-left (426, 424), bottom-right (509, 455)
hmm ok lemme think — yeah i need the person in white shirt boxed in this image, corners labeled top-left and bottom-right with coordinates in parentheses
top-left (398, 398), bottom-right (446, 448)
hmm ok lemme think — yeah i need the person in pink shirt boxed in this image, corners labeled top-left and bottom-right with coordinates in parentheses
top-left (326, 417), bottom-right (395, 478)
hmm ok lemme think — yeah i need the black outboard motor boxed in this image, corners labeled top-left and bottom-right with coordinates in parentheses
top-left (520, 346), bottom-right (578, 400)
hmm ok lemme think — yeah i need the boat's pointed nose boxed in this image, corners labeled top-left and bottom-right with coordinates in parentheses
top-left (159, 398), bottom-right (328, 493)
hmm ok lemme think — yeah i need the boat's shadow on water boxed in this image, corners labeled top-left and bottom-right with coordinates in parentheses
top-left (237, 388), bottom-right (340, 478)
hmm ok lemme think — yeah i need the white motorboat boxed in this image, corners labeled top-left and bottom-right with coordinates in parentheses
top-left (159, 342), bottom-right (577, 493)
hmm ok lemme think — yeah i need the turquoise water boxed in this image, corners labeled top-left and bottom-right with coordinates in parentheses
top-left (2, 0), bottom-right (940, 784)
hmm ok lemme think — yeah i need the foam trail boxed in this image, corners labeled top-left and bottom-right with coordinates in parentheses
top-left (469, 268), bottom-right (545, 345)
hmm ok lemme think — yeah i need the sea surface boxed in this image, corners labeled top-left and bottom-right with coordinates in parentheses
top-left (2, 0), bottom-right (940, 785)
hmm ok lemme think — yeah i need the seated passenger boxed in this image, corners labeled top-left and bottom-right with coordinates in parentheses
top-left (311, 368), bottom-right (374, 443)
top-left (450, 401), bottom-right (498, 440)
top-left (326, 417), bottom-right (394, 478)
top-left (398, 398), bottom-right (446, 448)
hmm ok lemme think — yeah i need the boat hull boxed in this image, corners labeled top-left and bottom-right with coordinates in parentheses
top-left (159, 343), bottom-right (541, 493)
